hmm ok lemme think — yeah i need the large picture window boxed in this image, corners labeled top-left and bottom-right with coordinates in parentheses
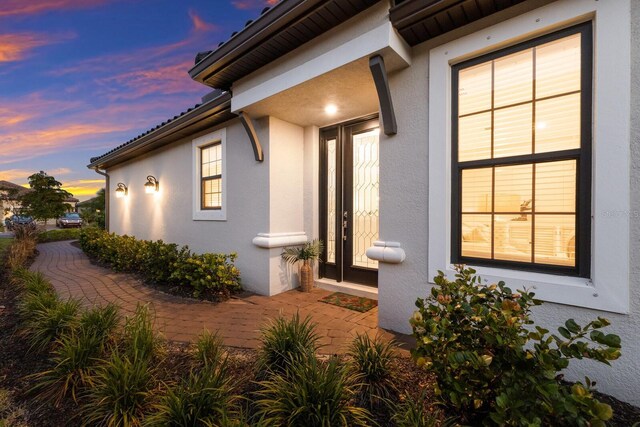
top-left (201, 142), bottom-right (222, 210)
top-left (451, 23), bottom-right (592, 276)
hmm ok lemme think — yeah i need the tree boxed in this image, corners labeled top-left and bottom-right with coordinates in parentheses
top-left (79, 188), bottom-right (105, 229)
top-left (20, 171), bottom-right (72, 225)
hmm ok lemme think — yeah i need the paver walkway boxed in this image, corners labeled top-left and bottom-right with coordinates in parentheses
top-left (31, 241), bottom-right (407, 354)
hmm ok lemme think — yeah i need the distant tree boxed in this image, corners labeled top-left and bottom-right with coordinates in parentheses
top-left (79, 188), bottom-right (106, 229)
top-left (20, 171), bottom-right (72, 225)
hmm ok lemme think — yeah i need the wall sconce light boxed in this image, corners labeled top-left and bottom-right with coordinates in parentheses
top-left (144, 175), bottom-right (159, 194)
top-left (115, 183), bottom-right (128, 198)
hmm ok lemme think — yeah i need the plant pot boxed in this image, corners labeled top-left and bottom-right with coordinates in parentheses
top-left (299, 260), bottom-right (314, 292)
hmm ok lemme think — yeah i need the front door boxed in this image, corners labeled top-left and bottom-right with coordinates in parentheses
top-left (320, 117), bottom-right (379, 286)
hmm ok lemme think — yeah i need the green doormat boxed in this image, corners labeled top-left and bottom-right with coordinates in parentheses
top-left (319, 292), bottom-right (378, 313)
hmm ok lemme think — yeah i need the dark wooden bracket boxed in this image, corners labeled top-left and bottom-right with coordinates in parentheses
top-left (238, 111), bottom-right (264, 161)
top-left (369, 55), bottom-right (397, 136)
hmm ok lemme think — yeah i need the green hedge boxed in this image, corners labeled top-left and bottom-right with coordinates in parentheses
top-left (37, 228), bottom-right (82, 243)
top-left (79, 228), bottom-right (241, 299)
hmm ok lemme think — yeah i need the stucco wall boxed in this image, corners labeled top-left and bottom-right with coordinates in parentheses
top-left (379, 0), bottom-right (639, 405)
top-left (377, 41), bottom-right (430, 337)
top-left (107, 119), bottom-right (272, 295)
top-left (265, 116), bottom-right (306, 295)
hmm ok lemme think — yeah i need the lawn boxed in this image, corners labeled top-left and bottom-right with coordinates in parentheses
top-left (37, 228), bottom-right (81, 243)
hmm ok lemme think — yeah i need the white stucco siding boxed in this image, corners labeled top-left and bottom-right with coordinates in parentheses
top-left (377, 41), bottom-right (430, 338)
top-left (268, 117), bottom-right (305, 234)
top-left (107, 119), bottom-right (271, 295)
top-left (377, 0), bottom-right (640, 405)
top-left (264, 116), bottom-right (306, 295)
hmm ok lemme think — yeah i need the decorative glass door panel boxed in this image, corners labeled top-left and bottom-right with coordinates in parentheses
top-left (351, 129), bottom-right (379, 269)
top-left (320, 118), bottom-right (379, 287)
top-left (326, 138), bottom-right (337, 264)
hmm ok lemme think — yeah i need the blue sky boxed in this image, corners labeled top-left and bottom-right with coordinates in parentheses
top-left (0, 0), bottom-right (275, 199)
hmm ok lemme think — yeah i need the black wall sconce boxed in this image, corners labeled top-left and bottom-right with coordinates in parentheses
top-left (115, 183), bottom-right (128, 198)
top-left (144, 175), bottom-right (159, 194)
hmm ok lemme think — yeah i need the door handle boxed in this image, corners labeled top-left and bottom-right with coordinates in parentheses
top-left (343, 211), bottom-right (348, 241)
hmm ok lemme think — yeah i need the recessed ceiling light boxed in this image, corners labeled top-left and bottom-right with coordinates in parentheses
top-left (324, 104), bottom-right (338, 115)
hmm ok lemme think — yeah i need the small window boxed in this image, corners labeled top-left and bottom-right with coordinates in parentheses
top-left (451, 23), bottom-right (592, 276)
top-left (192, 128), bottom-right (226, 221)
top-left (201, 142), bottom-right (222, 210)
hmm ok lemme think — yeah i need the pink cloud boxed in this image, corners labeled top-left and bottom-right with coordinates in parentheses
top-left (0, 32), bottom-right (74, 62)
top-left (188, 9), bottom-right (219, 33)
top-left (232, 0), bottom-right (279, 10)
top-left (48, 10), bottom-right (216, 101)
top-left (0, 10), bottom-right (219, 167)
top-left (0, 88), bottom-right (201, 165)
top-left (95, 59), bottom-right (204, 101)
top-left (0, 0), bottom-right (112, 17)
top-left (0, 92), bottom-right (83, 126)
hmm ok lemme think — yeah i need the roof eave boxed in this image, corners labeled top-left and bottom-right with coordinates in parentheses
top-left (87, 93), bottom-right (233, 170)
top-left (188, 0), bottom-right (381, 89)
top-left (188, 0), bottom-right (308, 86)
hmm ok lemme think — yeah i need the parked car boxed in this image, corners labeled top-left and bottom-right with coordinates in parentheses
top-left (56, 212), bottom-right (83, 228)
top-left (5, 215), bottom-right (35, 231)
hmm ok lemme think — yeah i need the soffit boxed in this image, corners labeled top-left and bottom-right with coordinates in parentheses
top-left (390, 0), bottom-right (528, 46)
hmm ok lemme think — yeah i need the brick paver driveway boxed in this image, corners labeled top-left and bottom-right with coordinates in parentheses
top-left (31, 241), bottom-right (406, 354)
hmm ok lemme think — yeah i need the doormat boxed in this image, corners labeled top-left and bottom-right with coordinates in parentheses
top-left (319, 292), bottom-right (378, 313)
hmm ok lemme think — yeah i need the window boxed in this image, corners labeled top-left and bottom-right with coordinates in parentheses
top-left (451, 23), bottom-right (592, 276)
top-left (192, 129), bottom-right (226, 221)
top-left (201, 142), bottom-right (222, 210)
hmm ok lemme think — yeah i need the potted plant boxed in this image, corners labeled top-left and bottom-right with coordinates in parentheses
top-left (281, 239), bottom-right (323, 292)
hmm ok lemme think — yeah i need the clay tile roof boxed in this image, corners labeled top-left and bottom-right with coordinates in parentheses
top-left (0, 180), bottom-right (31, 198)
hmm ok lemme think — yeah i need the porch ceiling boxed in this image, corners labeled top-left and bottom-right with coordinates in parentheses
top-left (238, 57), bottom-right (379, 128)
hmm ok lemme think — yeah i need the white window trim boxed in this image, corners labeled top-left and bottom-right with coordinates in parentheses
top-left (192, 128), bottom-right (227, 221)
top-left (428, 0), bottom-right (630, 314)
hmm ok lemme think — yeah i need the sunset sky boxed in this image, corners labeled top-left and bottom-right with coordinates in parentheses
top-left (0, 0), bottom-right (275, 200)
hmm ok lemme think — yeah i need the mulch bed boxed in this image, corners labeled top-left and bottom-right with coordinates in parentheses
top-left (319, 291), bottom-right (378, 312)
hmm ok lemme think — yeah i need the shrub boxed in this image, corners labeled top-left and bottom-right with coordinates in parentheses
top-left (122, 304), bottom-right (162, 362)
top-left (6, 238), bottom-right (36, 271)
top-left (37, 228), bottom-right (81, 243)
top-left (136, 240), bottom-right (189, 285)
top-left (79, 303), bottom-right (120, 340)
top-left (78, 227), bottom-right (103, 255)
top-left (18, 288), bottom-right (58, 321)
top-left (81, 348), bottom-right (154, 427)
top-left (14, 269), bottom-right (54, 299)
top-left (31, 332), bottom-right (106, 405)
top-left (79, 229), bottom-right (241, 299)
top-left (12, 223), bottom-right (38, 241)
top-left (410, 266), bottom-right (621, 425)
top-left (22, 296), bottom-right (80, 353)
top-left (30, 304), bottom-right (120, 405)
top-left (390, 392), bottom-right (440, 427)
top-left (347, 333), bottom-right (397, 410)
top-left (169, 252), bottom-right (241, 299)
top-left (147, 362), bottom-right (239, 426)
top-left (256, 313), bottom-right (320, 377)
top-left (194, 329), bottom-right (224, 367)
top-left (255, 354), bottom-right (371, 426)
